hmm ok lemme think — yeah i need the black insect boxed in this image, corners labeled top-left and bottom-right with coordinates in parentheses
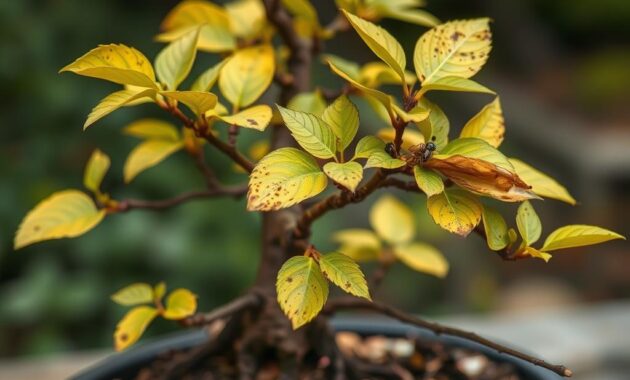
top-left (384, 142), bottom-right (396, 158)
top-left (422, 137), bottom-right (437, 161)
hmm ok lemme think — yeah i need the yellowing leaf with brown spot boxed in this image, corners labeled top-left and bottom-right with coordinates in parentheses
top-left (516, 201), bottom-right (542, 245)
top-left (343, 10), bottom-right (407, 81)
top-left (219, 45), bottom-right (274, 108)
top-left (114, 306), bottom-right (158, 351)
top-left (162, 289), bottom-right (198, 320)
top-left (247, 148), bottom-right (327, 211)
top-left (288, 91), bottom-right (327, 116)
top-left (158, 1), bottom-right (236, 52)
top-left (413, 166), bottom-right (444, 197)
top-left (377, 128), bottom-right (425, 150)
top-left (437, 138), bottom-right (513, 171)
top-left (322, 95), bottom-right (359, 151)
top-left (333, 229), bottom-right (382, 262)
top-left (124, 140), bottom-right (184, 183)
top-left (509, 159), bottom-right (576, 205)
top-left (84, 149), bottom-right (110, 194)
top-left (319, 252), bottom-right (371, 299)
top-left (414, 18), bottom-right (492, 84)
top-left (482, 206), bottom-right (509, 251)
top-left (156, 28), bottom-right (200, 90)
top-left (460, 98), bottom-right (504, 148)
top-left (541, 225), bottom-right (625, 252)
top-left (394, 243), bottom-right (449, 278)
top-left (277, 105), bottom-right (337, 159)
top-left (323, 162), bottom-right (363, 192)
top-left (84, 88), bottom-right (156, 130)
top-left (111, 283), bottom-right (154, 306)
top-left (354, 136), bottom-right (385, 159)
top-left (60, 44), bottom-right (158, 88)
top-left (427, 189), bottom-right (482, 237)
top-left (370, 195), bottom-right (415, 245)
top-left (123, 119), bottom-right (180, 141)
top-left (14, 190), bottom-right (105, 249)
top-left (276, 256), bottom-right (328, 329)
top-left (161, 91), bottom-right (217, 117)
top-left (219, 105), bottom-right (272, 131)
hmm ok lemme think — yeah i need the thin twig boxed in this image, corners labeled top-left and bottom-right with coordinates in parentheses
top-left (181, 292), bottom-right (262, 327)
top-left (114, 186), bottom-right (247, 212)
top-left (324, 297), bottom-right (573, 377)
top-left (189, 149), bottom-right (219, 189)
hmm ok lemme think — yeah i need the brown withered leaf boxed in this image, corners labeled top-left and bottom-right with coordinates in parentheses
top-left (425, 155), bottom-right (538, 202)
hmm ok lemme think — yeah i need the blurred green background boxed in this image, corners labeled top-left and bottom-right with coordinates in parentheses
top-left (1, 0), bottom-right (629, 360)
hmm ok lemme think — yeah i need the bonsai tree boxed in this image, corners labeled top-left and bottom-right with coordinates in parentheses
top-left (15, 0), bottom-right (624, 377)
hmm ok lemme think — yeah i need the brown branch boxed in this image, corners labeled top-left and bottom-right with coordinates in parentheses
top-left (114, 186), bottom-right (247, 212)
top-left (324, 297), bottom-right (573, 378)
top-left (189, 149), bottom-right (219, 189)
top-left (181, 292), bottom-right (262, 327)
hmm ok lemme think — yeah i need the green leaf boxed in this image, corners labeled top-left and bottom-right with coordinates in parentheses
top-left (427, 189), bottom-right (482, 237)
top-left (191, 59), bottom-right (226, 92)
top-left (14, 190), bottom-right (105, 249)
top-left (516, 201), bottom-right (542, 246)
top-left (364, 151), bottom-right (406, 169)
top-left (114, 306), bottom-right (158, 351)
top-left (370, 195), bottom-right (415, 245)
top-left (219, 44), bottom-right (275, 108)
top-left (482, 206), bottom-right (509, 251)
top-left (156, 28), bottom-right (200, 90)
top-left (287, 90), bottom-right (327, 116)
top-left (342, 10), bottom-right (406, 81)
top-left (124, 140), bottom-right (184, 183)
top-left (84, 149), bottom-right (110, 194)
top-left (161, 90), bottom-right (217, 117)
top-left (333, 229), bottom-right (382, 262)
top-left (413, 166), bottom-right (444, 197)
top-left (162, 289), bottom-right (197, 320)
top-left (509, 159), bottom-right (576, 205)
top-left (437, 137), bottom-right (513, 171)
top-left (276, 256), bottom-right (329, 329)
top-left (277, 105), bottom-right (337, 159)
top-left (319, 252), bottom-right (370, 299)
top-left (420, 76), bottom-right (494, 94)
top-left (414, 18), bottom-right (492, 84)
top-left (417, 97), bottom-right (449, 150)
top-left (460, 97), bottom-right (504, 148)
top-left (393, 243), bottom-right (449, 278)
top-left (354, 136), bottom-right (385, 159)
top-left (111, 283), bottom-right (154, 306)
top-left (84, 88), bottom-right (156, 130)
top-left (541, 225), bottom-right (625, 252)
top-left (247, 148), bottom-right (327, 211)
top-left (322, 95), bottom-right (359, 151)
top-left (323, 162), bottom-right (363, 192)
top-left (123, 119), bottom-right (180, 141)
top-left (153, 282), bottom-right (167, 302)
top-left (60, 44), bottom-right (158, 89)
top-left (218, 105), bottom-right (272, 131)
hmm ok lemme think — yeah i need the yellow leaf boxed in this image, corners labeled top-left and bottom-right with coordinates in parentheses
top-left (516, 201), bottom-right (542, 246)
top-left (322, 95), bottom-right (359, 151)
top-left (218, 105), bottom-right (272, 131)
top-left (414, 18), bottom-right (492, 84)
top-left (84, 88), bottom-right (156, 130)
top-left (114, 306), bottom-right (158, 351)
top-left (319, 252), bottom-right (371, 299)
top-left (226, 0), bottom-right (267, 39)
top-left (328, 61), bottom-right (393, 116)
top-left (437, 138), bottom-right (513, 171)
top-left (277, 105), bottom-right (337, 159)
top-left (377, 3), bottom-right (439, 27)
top-left (377, 128), bottom-right (425, 150)
top-left (420, 76), bottom-right (494, 94)
top-left (413, 166), bottom-right (444, 197)
top-left (541, 225), bottom-right (625, 252)
top-left (333, 229), bottom-right (382, 262)
top-left (354, 136), bottom-right (385, 159)
top-left (417, 97), bottom-right (449, 150)
top-left (161, 90), bottom-right (218, 117)
top-left (156, 28), bottom-right (200, 90)
top-left (460, 98), bottom-right (504, 148)
top-left (370, 195), bottom-right (415, 244)
top-left (124, 140), bottom-right (184, 183)
top-left (111, 283), bottom-right (154, 306)
top-left (276, 256), bottom-right (328, 329)
top-left (519, 246), bottom-right (552, 262)
top-left (14, 190), bottom-right (105, 249)
top-left (343, 10), bottom-right (406, 81)
top-left (153, 282), bottom-right (167, 302)
top-left (394, 243), bottom-right (449, 278)
top-left (482, 206), bottom-right (509, 251)
top-left (323, 162), bottom-right (363, 192)
top-left (162, 288), bottom-right (198, 320)
top-left (247, 148), bottom-right (327, 211)
top-left (123, 119), bottom-right (180, 141)
top-left (282, 0), bottom-right (319, 33)
top-left (191, 59), bottom-right (227, 92)
top-left (427, 189), bottom-right (482, 237)
top-left (359, 62), bottom-right (416, 88)
top-left (364, 151), bottom-right (406, 169)
top-left (509, 159), bottom-right (576, 205)
top-left (219, 45), bottom-right (275, 108)
top-left (84, 149), bottom-right (110, 194)
top-left (158, 1), bottom-right (236, 52)
top-left (60, 44), bottom-right (157, 89)
top-left (392, 104), bottom-right (430, 124)
top-left (288, 90), bottom-right (327, 116)
top-left (322, 54), bottom-right (361, 81)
